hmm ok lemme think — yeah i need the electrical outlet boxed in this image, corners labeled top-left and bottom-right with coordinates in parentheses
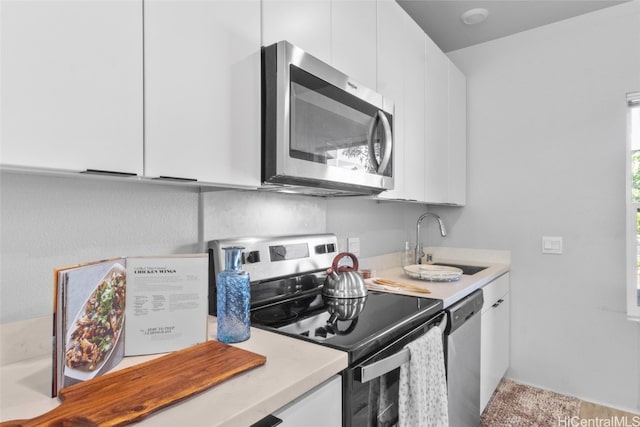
top-left (347, 237), bottom-right (361, 256)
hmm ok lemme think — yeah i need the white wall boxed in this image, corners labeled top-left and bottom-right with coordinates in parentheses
top-left (0, 174), bottom-right (328, 323)
top-left (201, 190), bottom-right (326, 243)
top-left (0, 172), bottom-right (200, 322)
top-left (438, 1), bottom-right (640, 413)
top-left (0, 174), bottom-right (427, 324)
top-left (325, 197), bottom-right (441, 257)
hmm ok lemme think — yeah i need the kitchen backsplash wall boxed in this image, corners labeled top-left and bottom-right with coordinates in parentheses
top-left (0, 172), bottom-right (200, 323)
top-left (201, 190), bottom-right (326, 245)
top-left (325, 197), bottom-right (445, 258)
top-left (0, 173), bottom-right (437, 324)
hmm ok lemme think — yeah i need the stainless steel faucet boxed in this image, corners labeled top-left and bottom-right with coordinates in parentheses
top-left (415, 212), bottom-right (447, 264)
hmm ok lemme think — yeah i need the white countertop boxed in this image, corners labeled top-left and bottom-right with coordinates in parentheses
top-left (0, 316), bottom-right (348, 426)
top-left (366, 259), bottom-right (510, 308)
top-left (0, 247), bottom-right (510, 425)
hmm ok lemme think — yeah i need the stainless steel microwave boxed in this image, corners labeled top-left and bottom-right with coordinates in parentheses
top-left (262, 41), bottom-right (394, 196)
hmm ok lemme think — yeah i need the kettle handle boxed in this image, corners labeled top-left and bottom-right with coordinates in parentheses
top-left (332, 252), bottom-right (359, 273)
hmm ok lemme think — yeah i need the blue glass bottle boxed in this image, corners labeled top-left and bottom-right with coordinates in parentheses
top-left (216, 246), bottom-right (250, 343)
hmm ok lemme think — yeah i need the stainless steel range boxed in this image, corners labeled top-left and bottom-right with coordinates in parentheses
top-left (208, 234), bottom-right (445, 427)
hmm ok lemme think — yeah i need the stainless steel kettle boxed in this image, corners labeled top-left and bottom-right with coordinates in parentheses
top-left (322, 252), bottom-right (368, 298)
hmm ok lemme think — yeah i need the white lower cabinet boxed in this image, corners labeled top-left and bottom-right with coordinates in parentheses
top-left (480, 273), bottom-right (510, 412)
top-left (272, 375), bottom-right (342, 427)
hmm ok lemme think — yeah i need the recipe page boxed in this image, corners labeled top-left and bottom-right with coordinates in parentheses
top-left (124, 254), bottom-right (209, 356)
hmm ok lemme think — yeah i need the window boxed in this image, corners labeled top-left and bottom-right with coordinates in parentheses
top-left (626, 91), bottom-right (640, 320)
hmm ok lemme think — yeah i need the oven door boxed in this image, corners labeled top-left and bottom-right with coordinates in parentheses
top-left (342, 312), bottom-right (446, 427)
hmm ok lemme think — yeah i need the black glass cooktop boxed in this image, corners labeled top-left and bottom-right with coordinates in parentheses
top-left (250, 290), bottom-right (443, 364)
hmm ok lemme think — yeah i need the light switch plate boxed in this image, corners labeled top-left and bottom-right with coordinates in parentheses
top-left (337, 238), bottom-right (347, 253)
top-left (542, 236), bottom-right (563, 254)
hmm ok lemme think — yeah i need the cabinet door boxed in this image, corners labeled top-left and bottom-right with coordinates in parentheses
top-left (448, 61), bottom-right (467, 205)
top-left (273, 375), bottom-right (342, 427)
top-left (144, 0), bottom-right (261, 187)
top-left (402, 18), bottom-right (426, 202)
top-left (331, 0), bottom-right (377, 90)
top-left (261, 0), bottom-right (331, 64)
top-left (424, 34), bottom-right (449, 204)
top-left (480, 275), bottom-right (510, 412)
top-left (376, 0), bottom-right (406, 200)
top-left (1, 0), bottom-right (143, 174)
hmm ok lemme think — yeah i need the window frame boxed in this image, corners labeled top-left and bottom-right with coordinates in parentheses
top-left (626, 91), bottom-right (640, 321)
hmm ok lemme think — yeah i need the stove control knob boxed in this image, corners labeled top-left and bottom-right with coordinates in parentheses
top-left (315, 243), bottom-right (336, 254)
top-left (245, 250), bottom-right (261, 264)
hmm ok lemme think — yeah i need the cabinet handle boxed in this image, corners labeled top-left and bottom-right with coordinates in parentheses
top-left (492, 298), bottom-right (504, 308)
top-left (250, 414), bottom-right (283, 427)
top-left (154, 176), bottom-right (198, 182)
top-left (83, 169), bottom-right (137, 177)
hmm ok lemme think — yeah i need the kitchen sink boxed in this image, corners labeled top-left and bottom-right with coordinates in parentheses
top-left (431, 263), bottom-right (488, 275)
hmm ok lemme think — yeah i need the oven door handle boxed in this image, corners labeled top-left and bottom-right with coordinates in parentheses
top-left (354, 313), bottom-right (447, 384)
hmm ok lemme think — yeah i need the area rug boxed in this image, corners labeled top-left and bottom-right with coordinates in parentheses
top-left (480, 379), bottom-right (581, 426)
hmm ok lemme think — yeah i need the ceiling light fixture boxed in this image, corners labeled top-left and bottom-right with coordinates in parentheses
top-left (461, 8), bottom-right (489, 25)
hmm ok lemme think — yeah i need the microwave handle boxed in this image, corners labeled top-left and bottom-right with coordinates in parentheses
top-left (354, 312), bottom-right (447, 383)
top-left (378, 111), bottom-right (393, 173)
top-left (367, 113), bottom-right (381, 172)
top-left (367, 111), bottom-right (393, 174)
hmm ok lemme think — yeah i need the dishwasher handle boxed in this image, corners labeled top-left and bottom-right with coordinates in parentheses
top-left (354, 313), bottom-right (447, 383)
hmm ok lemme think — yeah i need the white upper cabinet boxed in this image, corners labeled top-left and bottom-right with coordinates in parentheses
top-left (143, 0), bottom-right (261, 187)
top-left (377, 4), bottom-right (467, 204)
top-left (331, 0), bottom-right (377, 90)
top-left (424, 35), bottom-right (450, 204)
top-left (448, 62), bottom-right (467, 205)
top-left (1, 0), bottom-right (143, 175)
top-left (1, 0), bottom-right (465, 197)
top-left (402, 18), bottom-right (426, 202)
top-left (424, 34), bottom-right (467, 205)
top-left (261, 0), bottom-right (331, 64)
top-left (376, 0), bottom-right (406, 200)
top-left (262, 0), bottom-right (376, 89)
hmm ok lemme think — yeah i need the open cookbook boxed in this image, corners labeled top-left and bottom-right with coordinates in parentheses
top-left (52, 254), bottom-right (209, 397)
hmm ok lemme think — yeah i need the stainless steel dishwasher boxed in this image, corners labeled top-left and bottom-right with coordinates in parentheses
top-left (445, 289), bottom-right (484, 427)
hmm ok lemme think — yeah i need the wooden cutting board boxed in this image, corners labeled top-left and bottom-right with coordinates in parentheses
top-left (1, 340), bottom-right (266, 427)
